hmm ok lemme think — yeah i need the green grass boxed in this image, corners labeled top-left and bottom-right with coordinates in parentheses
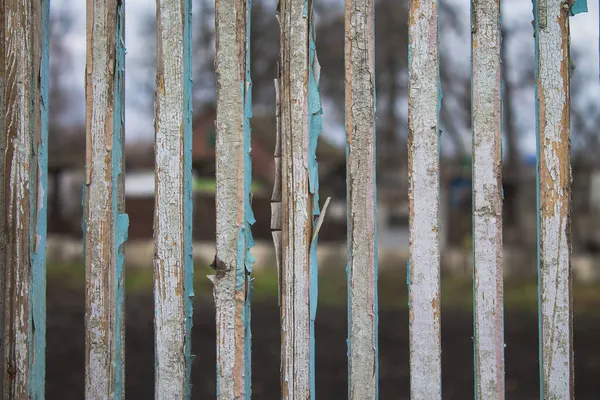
top-left (192, 177), bottom-right (264, 193)
top-left (47, 263), bottom-right (600, 315)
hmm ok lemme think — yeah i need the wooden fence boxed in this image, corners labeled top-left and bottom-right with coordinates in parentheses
top-left (0, 0), bottom-right (588, 398)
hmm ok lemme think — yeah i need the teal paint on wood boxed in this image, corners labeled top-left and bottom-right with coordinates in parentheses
top-left (307, 17), bottom-right (322, 399)
top-left (242, 0), bottom-right (255, 392)
top-left (183, 0), bottom-right (195, 395)
top-left (570, 0), bottom-right (587, 15)
top-left (83, 0), bottom-right (128, 397)
top-left (213, 0), bottom-right (254, 394)
top-left (30, 1), bottom-right (50, 397)
top-left (153, 0), bottom-right (194, 397)
top-left (277, 0), bottom-right (320, 394)
top-left (2, 1), bottom-right (48, 397)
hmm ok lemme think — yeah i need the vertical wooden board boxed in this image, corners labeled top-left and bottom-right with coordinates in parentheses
top-left (154, 0), bottom-right (194, 398)
top-left (84, 1), bottom-right (128, 398)
top-left (345, 0), bottom-right (378, 397)
top-left (407, 0), bottom-right (441, 398)
top-left (277, 0), bottom-right (322, 396)
top-left (2, 0), bottom-right (48, 398)
top-left (212, 0), bottom-right (255, 395)
top-left (534, 1), bottom-right (573, 398)
top-left (0, 1), bottom-right (6, 394)
top-left (471, 0), bottom-right (504, 398)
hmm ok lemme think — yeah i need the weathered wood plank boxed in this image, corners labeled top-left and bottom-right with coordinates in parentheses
top-left (534, 1), bottom-right (573, 398)
top-left (154, 0), bottom-right (194, 398)
top-left (471, 0), bottom-right (504, 398)
top-left (345, 0), bottom-right (378, 396)
top-left (277, 0), bottom-right (323, 396)
top-left (0, 1), bottom-right (6, 394)
top-left (407, 0), bottom-right (441, 398)
top-left (2, 0), bottom-right (48, 398)
top-left (211, 0), bottom-right (255, 395)
top-left (84, 1), bottom-right (128, 398)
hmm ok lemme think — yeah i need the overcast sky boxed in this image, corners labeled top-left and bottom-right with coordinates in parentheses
top-left (55, 0), bottom-right (599, 157)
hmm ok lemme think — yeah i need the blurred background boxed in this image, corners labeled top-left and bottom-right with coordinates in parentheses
top-left (46, 0), bottom-right (600, 398)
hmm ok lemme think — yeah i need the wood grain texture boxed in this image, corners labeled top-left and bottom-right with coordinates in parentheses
top-left (212, 0), bottom-right (255, 395)
top-left (345, 0), bottom-right (378, 396)
top-left (407, 0), bottom-right (441, 398)
top-left (2, 0), bottom-right (48, 398)
top-left (534, 1), bottom-right (573, 398)
top-left (277, 0), bottom-right (322, 396)
top-left (0, 1), bottom-right (6, 394)
top-left (154, 0), bottom-right (194, 398)
top-left (471, 0), bottom-right (504, 398)
top-left (84, 1), bottom-right (128, 398)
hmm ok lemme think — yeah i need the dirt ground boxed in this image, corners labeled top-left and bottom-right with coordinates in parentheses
top-left (46, 281), bottom-right (600, 400)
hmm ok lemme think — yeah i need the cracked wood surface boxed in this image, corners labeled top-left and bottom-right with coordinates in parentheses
top-left (0, 0), bottom-right (6, 394)
top-left (212, 0), bottom-right (254, 395)
top-left (154, 0), bottom-right (194, 398)
top-left (277, 0), bottom-right (321, 396)
top-left (345, 0), bottom-right (378, 397)
top-left (535, 1), bottom-right (573, 398)
top-left (471, 0), bottom-right (505, 398)
top-left (2, 1), bottom-right (48, 398)
top-left (408, 0), bottom-right (441, 398)
top-left (84, 1), bottom-right (127, 398)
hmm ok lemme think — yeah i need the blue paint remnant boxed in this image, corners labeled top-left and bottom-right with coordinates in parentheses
top-left (570, 0), bottom-right (587, 15)
top-left (183, 0), bottom-right (195, 397)
top-left (308, 11), bottom-right (323, 399)
top-left (112, 5), bottom-right (128, 397)
top-left (30, 1), bottom-right (50, 397)
top-left (531, 1), bottom-right (544, 397)
top-left (242, 0), bottom-right (255, 396)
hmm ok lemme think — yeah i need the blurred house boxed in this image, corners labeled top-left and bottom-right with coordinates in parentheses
top-left (48, 108), bottom-right (348, 242)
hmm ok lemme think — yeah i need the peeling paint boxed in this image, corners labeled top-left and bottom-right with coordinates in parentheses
top-left (153, 0), bottom-right (194, 398)
top-left (213, 0), bottom-right (254, 396)
top-left (408, 0), bottom-right (442, 398)
top-left (471, 1), bottom-right (505, 398)
top-left (533, 1), bottom-right (574, 399)
top-left (345, 0), bottom-right (378, 395)
top-left (570, 0), bottom-right (587, 16)
top-left (277, 0), bottom-right (321, 395)
top-left (83, 1), bottom-right (128, 398)
top-left (2, 1), bottom-right (48, 397)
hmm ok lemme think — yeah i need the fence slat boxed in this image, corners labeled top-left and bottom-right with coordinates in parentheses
top-left (2, 0), bottom-right (48, 398)
top-left (534, 1), bottom-right (574, 398)
top-left (471, 0), bottom-right (504, 398)
top-left (276, 0), bottom-right (323, 396)
top-left (345, 0), bottom-right (378, 396)
top-left (154, 0), bottom-right (194, 398)
top-left (212, 0), bottom-right (255, 395)
top-left (407, 0), bottom-right (441, 397)
top-left (84, 1), bottom-right (128, 398)
top-left (0, 1), bottom-right (6, 395)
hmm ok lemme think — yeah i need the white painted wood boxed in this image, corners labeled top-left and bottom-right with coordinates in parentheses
top-left (535, 1), bottom-right (573, 398)
top-left (154, 0), bottom-right (193, 398)
top-left (345, 0), bottom-right (378, 396)
top-left (277, 0), bottom-right (317, 396)
top-left (213, 0), bottom-right (253, 395)
top-left (407, 0), bottom-right (441, 398)
top-left (471, 1), bottom-right (504, 398)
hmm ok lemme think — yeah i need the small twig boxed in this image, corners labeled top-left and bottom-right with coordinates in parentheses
top-left (312, 196), bottom-right (331, 244)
